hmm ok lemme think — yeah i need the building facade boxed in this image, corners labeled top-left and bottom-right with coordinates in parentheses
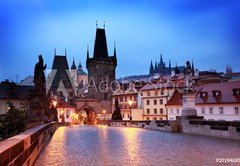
top-left (166, 80), bottom-right (240, 121)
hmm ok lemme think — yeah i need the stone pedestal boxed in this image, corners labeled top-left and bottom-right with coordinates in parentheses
top-left (181, 90), bottom-right (197, 117)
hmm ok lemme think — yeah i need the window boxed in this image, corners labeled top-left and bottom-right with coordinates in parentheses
top-left (120, 97), bottom-right (123, 102)
top-left (170, 108), bottom-right (173, 114)
top-left (201, 108), bottom-right (205, 114)
top-left (161, 90), bottom-right (164, 95)
top-left (153, 117), bottom-right (157, 120)
top-left (160, 108), bottom-right (163, 114)
top-left (146, 117), bottom-right (150, 120)
top-left (159, 99), bottom-right (163, 105)
top-left (141, 93), bottom-right (143, 96)
top-left (154, 90), bottom-right (158, 96)
top-left (154, 100), bottom-right (157, 105)
top-left (125, 96), bottom-right (127, 102)
top-left (146, 100), bottom-right (150, 105)
top-left (154, 109), bottom-right (157, 114)
top-left (146, 109), bottom-right (150, 114)
top-left (235, 107), bottom-right (239, 114)
top-left (176, 108), bottom-right (179, 114)
top-left (159, 118), bottom-right (163, 120)
top-left (122, 114), bottom-right (124, 118)
top-left (219, 107), bottom-right (224, 114)
top-left (209, 108), bottom-right (213, 114)
top-left (130, 96), bottom-right (132, 100)
top-left (147, 91), bottom-right (151, 96)
top-left (128, 114), bottom-right (130, 118)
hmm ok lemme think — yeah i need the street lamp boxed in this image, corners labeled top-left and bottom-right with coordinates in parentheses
top-left (61, 110), bottom-right (65, 123)
top-left (103, 110), bottom-right (106, 124)
top-left (128, 100), bottom-right (133, 120)
top-left (52, 100), bottom-right (58, 122)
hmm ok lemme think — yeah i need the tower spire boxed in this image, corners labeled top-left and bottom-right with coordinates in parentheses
top-left (160, 54), bottom-right (163, 64)
top-left (103, 21), bottom-right (106, 29)
top-left (54, 48), bottom-right (56, 56)
top-left (65, 48), bottom-right (67, 56)
top-left (87, 44), bottom-right (89, 59)
top-left (169, 59), bottom-right (171, 69)
top-left (114, 41), bottom-right (116, 58)
top-left (96, 20), bottom-right (98, 29)
top-left (150, 60), bottom-right (154, 75)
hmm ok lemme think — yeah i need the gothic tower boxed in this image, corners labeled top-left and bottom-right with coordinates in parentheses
top-left (71, 58), bottom-right (77, 86)
top-left (86, 27), bottom-right (117, 101)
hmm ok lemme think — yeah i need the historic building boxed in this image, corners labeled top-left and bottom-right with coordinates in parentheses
top-left (149, 54), bottom-right (186, 76)
top-left (112, 81), bottom-right (145, 120)
top-left (0, 80), bottom-right (33, 115)
top-left (70, 59), bottom-right (88, 88)
top-left (75, 27), bottom-right (117, 124)
top-left (166, 80), bottom-right (240, 121)
top-left (48, 50), bottom-right (77, 104)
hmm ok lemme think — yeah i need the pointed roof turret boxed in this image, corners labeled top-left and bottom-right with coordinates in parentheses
top-left (113, 41), bottom-right (116, 58)
top-left (93, 28), bottom-right (108, 58)
top-left (149, 60), bottom-right (154, 75)
top-left (160, 54), bottom-right (163, 64)
top-left (192, 59), bottom-right (195, 75)
top-left (71, 58), bottom-right (77, 70)
top-left (169, 59), bottom-right (171, 69)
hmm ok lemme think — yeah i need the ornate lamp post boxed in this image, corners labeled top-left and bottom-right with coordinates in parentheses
top-left (52, 100), bottom-right (58, 122)
top-left (128, 100), bottom-right (133, 120)
top-left (103, 110), bottom-right (106, 124)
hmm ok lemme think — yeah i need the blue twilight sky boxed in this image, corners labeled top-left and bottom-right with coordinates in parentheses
top-left (0, 0), bottom-right (240, 82)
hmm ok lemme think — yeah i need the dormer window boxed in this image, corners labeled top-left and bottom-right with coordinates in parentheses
top-left (212, 90), bottom-right (221, 97)
top-left (232, 88), bottom-right (240, 96)
top-left (200, 92), bottom-right (208, 98)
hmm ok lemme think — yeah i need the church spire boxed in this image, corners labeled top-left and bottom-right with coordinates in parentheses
top-left (160, 54), bottom-right (163, 64)
top-left (169, 59), bottom-right (171, 69)
top-left (114, 41), bottom-right (116, 58)
top-left (65, 48), bottom-right (67, 56)
top-left (87, 44), bottom-right (89, 59)
top-left (93, 27), bottom-right (108, 58)
top-left (149, 60), bottom-right (154, 75)
top-left (71, 58), bottom-right (77, 70)
top-left (54, 48), bottom-right (56, 56)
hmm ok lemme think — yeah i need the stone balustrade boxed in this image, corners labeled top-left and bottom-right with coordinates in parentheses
top-left (0, 122), bottom-right (58, 166)
top-left (110, 120), bottom-right (179, 133)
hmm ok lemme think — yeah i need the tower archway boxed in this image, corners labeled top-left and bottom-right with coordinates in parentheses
top-left (77, 105), bottom-right (96, 125)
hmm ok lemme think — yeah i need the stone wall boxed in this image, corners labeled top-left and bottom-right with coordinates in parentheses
top-left (182, 119), bottom-right (240, 140)
top-left (0, 123), bottom-right (58, 166)
top-left (110, 120), bottom-right (179, 133)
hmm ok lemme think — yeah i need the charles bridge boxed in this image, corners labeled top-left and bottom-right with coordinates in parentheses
top-left (0, 118), bottom-right (240, 166)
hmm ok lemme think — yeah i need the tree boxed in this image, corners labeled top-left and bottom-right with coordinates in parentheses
top-left (0, 102), bottom-right (27, 139)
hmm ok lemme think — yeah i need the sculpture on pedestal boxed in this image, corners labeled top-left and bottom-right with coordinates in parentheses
top-left (29, 55), bottom-right (53, 122)
top-left (111, 99), bottom-right (123, 120)
top-left (184, 61), bottom-right (193, 92)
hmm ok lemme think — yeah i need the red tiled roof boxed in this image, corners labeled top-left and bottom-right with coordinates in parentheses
top-left (166, 80), bottom-right (240, 106)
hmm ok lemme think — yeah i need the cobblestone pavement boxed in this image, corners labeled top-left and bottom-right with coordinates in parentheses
top-left (34, 125), bottom-right (240, 166)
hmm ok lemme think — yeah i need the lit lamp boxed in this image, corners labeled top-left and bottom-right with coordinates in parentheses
top-left (103, 110), bottom-right (106, 124)
top-left (52, 100), bottom-right (58, 122)
top-left (61, 110), bottom-right (65, 123)
top-left (128, 100), bottom-right (133, 120)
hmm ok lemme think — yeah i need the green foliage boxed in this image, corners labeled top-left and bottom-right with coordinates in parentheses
top-left (0, 102), bottom-right (27, 139)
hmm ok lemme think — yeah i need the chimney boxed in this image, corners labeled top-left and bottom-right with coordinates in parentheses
top-left (171, 70), bottom-right (175, 77)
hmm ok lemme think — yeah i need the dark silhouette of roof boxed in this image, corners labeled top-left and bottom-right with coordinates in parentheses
top-left (71, 59), bottom-right (77, 70)
top-left (93, 28), bottom-right (108, 58)
top-left (0, 81), bottom-right (33, 99)
top-left (52, 55), bottom-right (69, 70)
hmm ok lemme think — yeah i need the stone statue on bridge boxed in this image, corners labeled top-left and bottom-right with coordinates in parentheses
top-left (111, 99), bottom-right (123, 120)
top-left (184, 61), bottom-right (193, 92)
top-left (34, 55), bottom-right (47, 93)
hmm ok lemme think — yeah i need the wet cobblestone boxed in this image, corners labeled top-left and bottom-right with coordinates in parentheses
top-left (34, 125), bottom-right (240, 166)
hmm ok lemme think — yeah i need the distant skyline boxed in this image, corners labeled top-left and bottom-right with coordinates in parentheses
top-left (0, 0), bottom-right (240, 82)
